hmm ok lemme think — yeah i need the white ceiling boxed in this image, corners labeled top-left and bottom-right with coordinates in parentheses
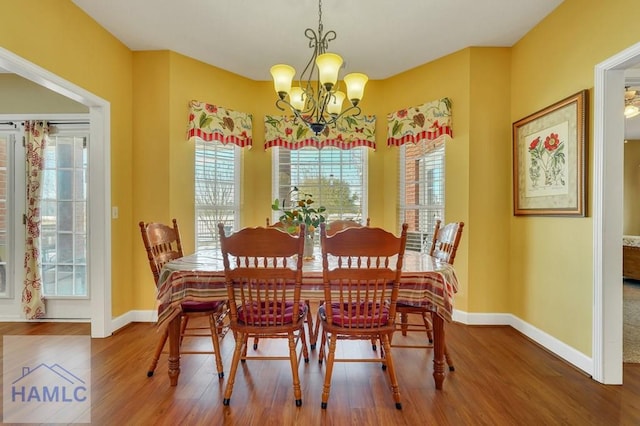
top-left (71, 0), bottom-right (564, 81)
top-left (9, 0), bottom-right (640, 139)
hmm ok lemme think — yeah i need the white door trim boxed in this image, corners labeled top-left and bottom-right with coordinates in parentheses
top-left (593, 41), bottom-right (640, 383)
top-left (0, 47), bottom-right (112, 338)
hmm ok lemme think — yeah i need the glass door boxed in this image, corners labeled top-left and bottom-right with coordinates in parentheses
top-left (0, 123), bottom-right (89, 319)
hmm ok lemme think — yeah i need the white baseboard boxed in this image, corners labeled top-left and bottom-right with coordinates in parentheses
top-left (1, 307), bottom-right (594, 376)
top-left (0, 315), bottom-right (90, 323)
top-left (453, 309), bottom-right (593, 375)
top-left (110, 310), bottom-right (157, 334)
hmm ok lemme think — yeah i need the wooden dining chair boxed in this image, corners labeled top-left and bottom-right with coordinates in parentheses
top-left (218, 223), bottom-right (310, 407)
top-left (325, 218), bottom-right (370, 235)
top-left (317, 222), bottom-right (408, 409)
top-left (263, 217), bottom-right (315, 351)
top-left (394, 220), bottom-right (464, 371)
top-left (309, 217), bottom-right (372, 349)
top-left (139, 219), bottom-right (228, 379)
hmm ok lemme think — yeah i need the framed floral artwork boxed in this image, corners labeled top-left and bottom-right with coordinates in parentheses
top-left (512, 90), bottom-right (587, 216)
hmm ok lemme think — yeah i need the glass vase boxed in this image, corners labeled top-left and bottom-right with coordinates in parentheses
top-left (303, 229), bottom-right (315, 259)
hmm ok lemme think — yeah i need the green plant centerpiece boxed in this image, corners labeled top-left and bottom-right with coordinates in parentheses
top-left (272, 187), bottom-right (326, 258)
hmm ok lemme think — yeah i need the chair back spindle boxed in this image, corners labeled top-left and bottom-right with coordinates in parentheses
top-left (430, 221), bottom-right (464, 265)
top-left (217, 223), bottom-right (309, 406)
top-left (139, 218), bottom-right (183, 285)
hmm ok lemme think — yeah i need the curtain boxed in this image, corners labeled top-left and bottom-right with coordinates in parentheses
top-left (23, 120), bottom-right (48, 319)
top-left (186, 100), bottom-right (252, 147)
top-left (387, 98), bottom-right (453, 147)
top-left (264, 115), bottom-right (376, 150)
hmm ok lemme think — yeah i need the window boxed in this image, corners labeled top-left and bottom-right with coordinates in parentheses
top-left (41, 130), bottom-right (88, 297)
top-left (194, 140), bottom-right (240, 250)
top-left (0, 131), bottom-right (11, 297)
top-left (399, 143), bottom-right (445, 252)
top-left (272, 147), bottom-right (368, 225)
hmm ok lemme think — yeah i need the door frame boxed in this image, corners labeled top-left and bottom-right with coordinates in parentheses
top-left (593, 41), bottom-right (640, 383)
top-left (0, 47), bottom-right (112, 338)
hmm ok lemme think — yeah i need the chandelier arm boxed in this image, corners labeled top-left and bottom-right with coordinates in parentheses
top-left (318, 30), bottom-right (336, 54)
top-left (275, 97), bottom-right (316, 117)
top-left (269, 0), bottom-right (366, 136)
top-left (324, 104), bottom-right (362, 127)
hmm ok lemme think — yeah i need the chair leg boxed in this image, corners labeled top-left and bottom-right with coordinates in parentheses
top-left (223, 331), bottom-right (245, 406)
top-left (381, 334), bottom-right (402, 410)
top-left (310, 301), bottom-right (323, 350)
top-left (422, 311), bottom-right (434, 343)
top-left (147, 327), bottom-right (169, 377)
top-left (312, 309), bottom-right (322, 350)
top-left (299, 322), bottom-right (310, 363)
top-left (305, 299), bottom-right (316, 349)
top-left (444, 343), bottom-right (455, 371)
top-left (429, 312), bottom-right (454, 370)
top-left (317, 313), bottom-right (327, 364)
top-left (320, 333), bottom-right (338, 409)
top-left (179, 315), bottom-right (189, 345)
top-left (208, 314), bottom-right (225, 379)
top-left (241, 334), bottom-right (249, 362)
top-left (400, 312), bottom-right (409, 336)
top-left (287, 332), bottom-right (303, 406)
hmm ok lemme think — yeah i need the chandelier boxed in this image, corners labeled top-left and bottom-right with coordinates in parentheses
top-left (625, 87), bottom-right (640, 119)
top-left (269, 0), bottom-right (368, 135)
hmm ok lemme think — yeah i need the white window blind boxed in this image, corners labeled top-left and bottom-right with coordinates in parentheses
top-left (398, 142), bottom-right (445, 252)
top-left (271, 146), bottom-right (368, 224)
top-left (194, 140), bottom-right (240, 250)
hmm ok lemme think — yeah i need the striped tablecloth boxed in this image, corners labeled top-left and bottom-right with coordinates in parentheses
top-left (156, 249), bottom-right (458, 330)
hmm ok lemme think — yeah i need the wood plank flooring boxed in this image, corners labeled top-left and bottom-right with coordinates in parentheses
top-left (0, 319), bottom-right (639, 425)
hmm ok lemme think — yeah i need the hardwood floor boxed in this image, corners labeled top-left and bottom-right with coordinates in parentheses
top-left (1, 319), bottom-right (639, 425)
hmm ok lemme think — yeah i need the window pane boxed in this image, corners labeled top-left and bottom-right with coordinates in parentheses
top-left (273, 147), bottom-right (367, 226)
top-left (194, 140), bottom-right (240, 250)
top-left (0, 134), bottom-right (8, 296)
top-left (41, 133), bottom-right (88, 297)
top-left (399, 143), bottom-right (445, 252)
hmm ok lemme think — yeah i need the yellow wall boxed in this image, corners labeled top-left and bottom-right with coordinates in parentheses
top-left (510, 0), bottom-right (640, 355)
top-left (375, 50), bottom-right (472, 310)
top-left (4, 0), bottom-right (640, 359)
top-left (0, 0), bottom-right (134, 317)
top-left (467, 48), bottom-right (512, 313)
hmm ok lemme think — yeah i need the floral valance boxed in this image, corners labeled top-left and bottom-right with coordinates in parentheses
top-left (387, 98), bottom-right (453, 147)
top-left (186, 100), bottom-right (252, 147)
top-left (264, 115), bottom-right (376, 150)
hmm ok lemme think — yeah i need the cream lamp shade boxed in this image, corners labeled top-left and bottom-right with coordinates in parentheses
top-left (344, 73), bottom-right (368, 105)
top-left (289, 87), bottom-right (306, 111)
top-left (327, 91), bottom-right (345, 115)
top-left (270, 64), bottom-right (296, 98)
top-left (315, 53), bottom-right (343, 89)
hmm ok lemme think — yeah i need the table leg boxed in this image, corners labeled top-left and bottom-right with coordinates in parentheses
top-left (432, 313), bottom-right (445, 390)
top-left (168, 314), bottom-right (181, 386)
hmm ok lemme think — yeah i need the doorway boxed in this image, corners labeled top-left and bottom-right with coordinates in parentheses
top-left (594, 41), bottom-right (640, 384)
top-left (0, 47), bottom-right (111, 337)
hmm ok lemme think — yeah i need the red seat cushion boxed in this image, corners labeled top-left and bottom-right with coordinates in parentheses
top-left (237, 301), bottom-right (307, 325)
top-left (181, 300), bottom-right (224, 313)
top-left (319, 302), bottom-right (389, 327)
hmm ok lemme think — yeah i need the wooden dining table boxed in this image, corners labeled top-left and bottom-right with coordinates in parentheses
top-left (155, 248), bottom-right (459, 390)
